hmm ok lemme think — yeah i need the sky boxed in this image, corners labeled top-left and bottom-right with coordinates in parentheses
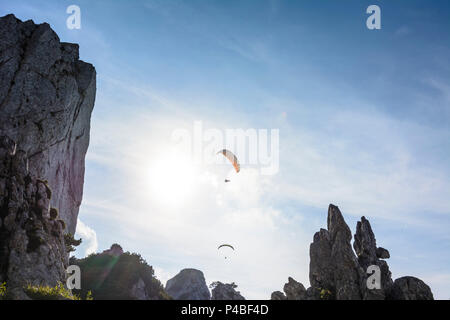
top-left (2, 0), bottom-right (450, 299)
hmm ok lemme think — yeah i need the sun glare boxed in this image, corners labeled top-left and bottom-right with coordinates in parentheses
top-left (148, 150), bottom-right (197, 208)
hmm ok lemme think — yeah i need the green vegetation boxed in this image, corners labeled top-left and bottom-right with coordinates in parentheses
top-left (86, 290), bottom-right (94, 301)
top-left (64, 233), bottom-right (82, 253)
top-left (319, 288), bottom-right (333, 300)
top-left (71, 250), bottom-right (169, 300)
top-left (0, 282), bottom-right (6, 300)
top-left (210, 281), bottom-right (238, 289)
top-left (0, 282), bottom-right (94, 300)
top-left (24, 283), bottom-right (80, 300)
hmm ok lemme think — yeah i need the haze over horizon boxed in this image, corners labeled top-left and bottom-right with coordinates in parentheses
top-left (3, 0), bottom-right (450, 299)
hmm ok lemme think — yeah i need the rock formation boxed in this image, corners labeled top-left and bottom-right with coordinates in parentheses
top-left (101, 243), bottom-right (124, 257)
top-left (165, 269), bottom-right (211, 300)
top-left (0, 136), bottom-right (69, 299)
top-left (308, 205), bottom-right (363, 300)
top-left (271, 204), bottom-right (434, 300)
top-left (283, 277), bottom-right (307, 300)
top-left (270, 291), bottom-right (287, 300)
top-left (210, 282), bottom-right (245, 300)
top-left (0, 14), bottom-right (96, 235)
top-left (0, 14), bottom-right (95, 298)
top-left (389, 276), bottom-right (433, 300)
top-left (353, 215), bottom-right (393, 299)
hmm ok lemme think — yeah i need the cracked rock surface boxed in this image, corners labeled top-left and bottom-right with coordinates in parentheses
top-left (0, 14), bottom-right (96, 235)
top-left (0, 136), bottom-right (69, 298)
top-left (0, 14), bottom-right (95, 298)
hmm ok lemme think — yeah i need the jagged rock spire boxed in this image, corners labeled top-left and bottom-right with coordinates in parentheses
top-left (271, 204), bottom-right (433, 300)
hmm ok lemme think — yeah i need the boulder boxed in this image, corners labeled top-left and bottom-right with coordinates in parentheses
top-left (376, 247), bottom-right (390, 259)
top-left (165, 269), bottom-right (211, 300)
top-left (388, 277), bottom-right (434, 300)
top-left (270, 291), bottom-right (287, 300)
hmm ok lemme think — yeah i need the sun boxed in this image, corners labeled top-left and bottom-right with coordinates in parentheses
top-left (148, 149), bottom-right (197, 208)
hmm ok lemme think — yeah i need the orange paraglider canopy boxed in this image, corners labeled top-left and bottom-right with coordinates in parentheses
top-left (217, 149), bottom-right (240, 173)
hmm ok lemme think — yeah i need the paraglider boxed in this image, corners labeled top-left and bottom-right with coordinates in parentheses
top-left (218, 244), bottom-right (235, 250)
top-left (218, 244), bottom-right (235, 259)
top-left (217, 149), bottom-right (239, 182)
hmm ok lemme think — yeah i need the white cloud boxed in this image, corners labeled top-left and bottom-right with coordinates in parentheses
top-left (75, 219), bottom-right (99, 256)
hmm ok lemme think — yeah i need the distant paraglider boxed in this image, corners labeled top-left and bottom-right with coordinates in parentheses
top-left (218, 244), bottom-right (235, 259)
top-left (218, 244), bottom-right (235, 250)
top-left (217, 149), bottom-right (240, 182)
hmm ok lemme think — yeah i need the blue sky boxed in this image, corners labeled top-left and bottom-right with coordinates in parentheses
top-left (3, 1), bottom-right (450, 299)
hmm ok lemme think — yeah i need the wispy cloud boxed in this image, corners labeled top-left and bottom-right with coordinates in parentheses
top-left (75, 219), bottom-right (99, 256)
top-left (217, 36), bottom-right (274, 64)
top-left (275, 108), bottom-right (450, 225)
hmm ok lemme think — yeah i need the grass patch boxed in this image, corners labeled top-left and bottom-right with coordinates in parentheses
top-left (24, 282), bottom-right (80, 300)
top-left (0, 282), bottom-right (6, 300)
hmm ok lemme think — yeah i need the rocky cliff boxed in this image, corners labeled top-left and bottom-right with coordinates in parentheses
top-left (0, 14), bottom-right (95, 235)
top-left (0, 137), bottom-right (69, 299)
top-left (0, 14), bottom-right (95, 298)
top-left (165, 268), bottom-right (211, 300)
top-left (271, 204), bottom-right (434, 300)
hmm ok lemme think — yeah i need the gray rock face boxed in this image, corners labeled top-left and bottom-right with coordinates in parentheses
top-left (309, 228), bottom-right (333, 293)
top-left (283, 277), bottom-right (307, 300)
top-left (270, 291), bottom-right (287, 300)
top-left (211, 282), bottom-right (245, 300)
top-left (271, 204), bottom-right (433, 300)
top-left (0, 14), bottom-right (96, 234)
top-left (309, 205), bottom-right (363, 299)
top-left (165, 269), bottom-right (211, 300)
top-left (102, 244), bottom-right (123, 257)
top-left (376, 247), bottom-right (390, 259)
top-left (354, 216), bottom-right (393, 299)
top-left (327, 205), bottom-right (363, 299)
top-left (0, 137), bottom-right (69, 298)
top-left (388, 277), bottom-right (434, 300)
top-left (270, 277), bottom-right (308, 300)
top-left (130, 278), bottom-right (149, 300)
